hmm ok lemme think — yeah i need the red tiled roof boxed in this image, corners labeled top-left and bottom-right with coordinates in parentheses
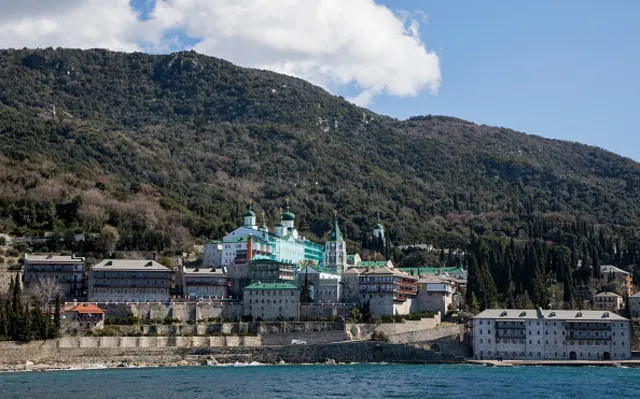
top-left (69, 303), bottom-right (104, 314)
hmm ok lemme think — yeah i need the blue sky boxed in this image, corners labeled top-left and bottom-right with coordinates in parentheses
top-left (371, 0), bottom-right (640, 160)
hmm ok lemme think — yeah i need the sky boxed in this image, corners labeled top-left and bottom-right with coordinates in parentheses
top-left (0, 0), bottom-right (638, 160)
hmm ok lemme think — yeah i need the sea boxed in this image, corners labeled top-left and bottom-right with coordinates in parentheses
top-left (0, 364), bottom-right (638, 399)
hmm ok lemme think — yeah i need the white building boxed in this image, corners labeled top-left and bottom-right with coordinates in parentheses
top-left (415, 274), bottom-right (454, 315)
top-left (324, 213), bottom-right (347, 274)
top-left (298, 265), bottom-right (342, 303)
top-left (203, 241), bottom-right (223, 268)
top-left (359, 267), bottom-right (418, 315)
top-left (473, 309), bottom-right (631, 361)
top-left (204, 203), bottom-right (324, 268)
top-left (593, 291), bottom-right (623, 311)
top-left (88, 260), bottom-right (172, 302)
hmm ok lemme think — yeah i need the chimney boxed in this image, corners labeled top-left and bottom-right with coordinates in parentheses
top-left (247, 236), bottom-right (254, 262)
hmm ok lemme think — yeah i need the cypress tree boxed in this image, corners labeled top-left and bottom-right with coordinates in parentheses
top-left (53, 294), bottom-right (61, 338)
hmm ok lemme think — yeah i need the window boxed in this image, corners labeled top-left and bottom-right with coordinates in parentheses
top-left (480, 339), bottom-right (483, 344)
top-left (479, 329), bottom-right (483, 335)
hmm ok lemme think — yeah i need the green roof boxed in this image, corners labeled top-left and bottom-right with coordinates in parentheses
top-left (229, 235), bottom-right (270, 245)
top-left (243, 203), bottom-right (256, 218)
top-left (245, 282), bottom-right (298, 290)
top-left (374, 222), bottom-right (384, 230)
top-left (358, 261), bottom-right (389, 268)
top-left (397, 266), bottom-right (463, 275)
top-left (328, 215), bottom-right (344, 242)
top-left (282, 211), bottom-right (295, 221)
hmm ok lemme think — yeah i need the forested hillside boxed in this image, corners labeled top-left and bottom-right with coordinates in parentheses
top-left (2, 48), bottom-right (640, 295)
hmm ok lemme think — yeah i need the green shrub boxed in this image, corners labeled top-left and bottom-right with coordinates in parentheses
top-left (7, 264), bottom-right (22, 271)
top-left (370, 331), bottom-right (389, 343)
top-left (241, 314), bottom-right (253, 322)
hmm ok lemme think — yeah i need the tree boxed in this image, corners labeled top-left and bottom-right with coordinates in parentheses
top-left (28, 276), bottom-right (63, 308)
top-left (96, 225), bottom-right (120, 255)
top-left (302, 270), bottom-right (311, 303)
top-left (53, 294), bottom-right (61, 338)
top-left (469, 292), bottom-right (480, 314)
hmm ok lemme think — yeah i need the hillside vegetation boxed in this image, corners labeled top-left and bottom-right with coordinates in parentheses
top-left (1, 49), bottom-right (640, 260)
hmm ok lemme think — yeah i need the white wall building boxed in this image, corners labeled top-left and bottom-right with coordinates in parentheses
top-left (298, 265), bottom-right (342, 303)
top-left (473, 309), bottom-right (631, 361)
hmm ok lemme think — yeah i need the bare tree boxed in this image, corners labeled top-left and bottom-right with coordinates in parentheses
top-left (29, 276), bottom-right (63, 308)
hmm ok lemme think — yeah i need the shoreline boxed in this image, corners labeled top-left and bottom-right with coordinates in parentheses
top-left (3, 356), bottom-right (640, 373)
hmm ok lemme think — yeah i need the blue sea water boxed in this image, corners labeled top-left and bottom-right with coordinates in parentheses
top-left (0, 364), bottom-right (638, 399)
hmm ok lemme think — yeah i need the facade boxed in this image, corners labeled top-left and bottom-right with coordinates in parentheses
top-left (23, 254), bottom-right (86, 299)
top-left (593, 291), bottom-right (623, 311)
top-left (630, 291), bottom-right (640, 318)
top-left (473, 309), bottom-right (631, 360)
top-left (359, 267), bottom-right (418, 315)
top-left (62, 302), bottom-right (105, 330)
top-left (88, 260), bottom-right (172, 302)
top-left (203, 241), bottom-right (223, 267)
top-left (324, 213), bottom-right (347, 273)
top-left (298, 265), bottom-right (342, 303)
top-left (243, 282), bottom-right (300, 321)
top-left (415, 274), bottom-right (454, 315)
top-left (347, 254), bottom-right (362, 267)
top-left (182, 266), bottom-right (230, 299)
top-left (205, 203), bottom-right (324, 268)
top-left (599, 265), bottom-right (634, 296)
top-left (249, 259), bottom-right (296, 284)
top-left (341, 268), bottom-right (364, 304)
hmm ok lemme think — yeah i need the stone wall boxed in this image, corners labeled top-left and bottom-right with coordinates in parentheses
top-left (95, 302), bottom-right (243, 322)
top-left (385, 325), bottom-right (462, 344)
top-left (347, 314), bottom-right (442, 341)
top-left (300, 303), bottom-right (355, 320)
top-left (33, 335), bottom-right (262, 350)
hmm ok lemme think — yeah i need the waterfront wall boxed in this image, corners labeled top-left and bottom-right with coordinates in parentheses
top-left (347, 314), bottom-right (442, 341)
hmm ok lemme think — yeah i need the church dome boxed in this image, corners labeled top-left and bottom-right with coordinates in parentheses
top-left (374, 222), bottom-right (384, 230)
top-left (281, 211), bottom-right (295, 221)
top-left (244, 209), bottom-right (256, 217)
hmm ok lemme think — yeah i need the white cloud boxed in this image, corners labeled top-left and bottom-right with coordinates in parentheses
top-left (0, 0), bottom-right (143, 51)
top-left (0, 0), bottom-right (441, 106)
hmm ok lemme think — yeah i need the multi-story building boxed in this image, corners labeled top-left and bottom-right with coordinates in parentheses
top-left (203, 241), bottom-right (223, 268)
top-left (341, 268), bottom-right (364, 304)
top-left (324, 213), bottom-right (347, 274)
top-left (249, 259), bottom-right (296, 284)
top-left (205, 203), bottom-right (324, 268)
top-left (598, 265), bottom-right (634, 296)
top-left (593, 291), bottom-right (623, 311)
top-left (182, 266), bottom-right (230, 299)
top-left (298, 265), bottom-right (342, 303)
top-left (359, 267), bottom-right (418, 315)
top-left (243, 282), bottom-right (300, 321)
top-left (23, 254), bottom-right (86, 299)
top-left (415, 274), bottom-right (454, 315)
top-left (473, 309), bottom-right (631, 360)
top-left (88, 260), bottom-right (172, 302)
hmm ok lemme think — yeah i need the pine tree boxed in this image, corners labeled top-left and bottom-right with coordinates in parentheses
top-left (469, 292), bottom-right (479, 314)
top-left (53, 294), bottom-right (61, 338)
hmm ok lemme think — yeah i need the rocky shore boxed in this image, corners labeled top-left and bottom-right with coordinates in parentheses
top-left (0, 341), bottom-right (464, 372)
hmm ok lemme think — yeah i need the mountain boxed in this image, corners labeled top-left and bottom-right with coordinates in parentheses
top-left (1, 48), bottom-right (640, 254)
